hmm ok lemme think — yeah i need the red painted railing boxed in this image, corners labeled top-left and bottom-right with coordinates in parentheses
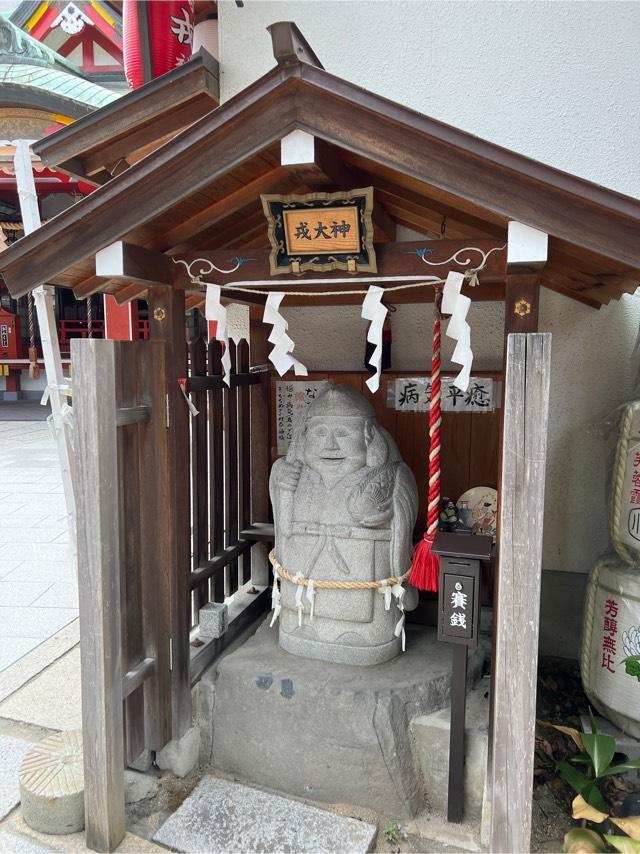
top-left (57, 319), bottom-right (149, 351)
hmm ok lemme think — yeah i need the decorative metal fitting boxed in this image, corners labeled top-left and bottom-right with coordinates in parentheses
top-left (514, 299), bottom-right (532, 318)
top-left (153, 307), bottom-right (167, 322)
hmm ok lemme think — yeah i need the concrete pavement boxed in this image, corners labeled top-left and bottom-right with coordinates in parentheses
top-left (0, 420), bottom-right (77, 673)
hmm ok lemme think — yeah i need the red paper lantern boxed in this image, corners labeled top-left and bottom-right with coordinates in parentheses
top-left (123, 0), bottom-right (195, 90)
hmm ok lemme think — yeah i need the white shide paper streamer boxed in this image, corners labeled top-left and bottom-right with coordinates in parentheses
top-left (205, 284), bottom-right (231, 386)
top-left (362, 285), bottom-right (388, 393)
top-left (263, 292), bottom-right (308, 377)
top-left (442, 271), bottom-right (473, 392)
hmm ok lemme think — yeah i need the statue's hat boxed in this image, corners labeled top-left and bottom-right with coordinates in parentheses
top-left (307, 383), bottom-right (374, 419)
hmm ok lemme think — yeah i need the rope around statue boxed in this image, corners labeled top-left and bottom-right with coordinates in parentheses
top-left (268, 549), bottom-right (410, 650)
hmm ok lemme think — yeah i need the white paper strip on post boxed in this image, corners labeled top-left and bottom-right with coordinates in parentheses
top-left (263, 292), bottom-right (308, 377)
top-left (443, 271), bottom-right (473, 392)
top-left (362, 285), bottom-right (387, 393)
top-left (205, 284), bottom-right (231, 386)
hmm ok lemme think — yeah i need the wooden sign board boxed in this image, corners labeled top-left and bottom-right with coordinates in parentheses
top-left (434, 532), bottom-right (491, 649)
top-left (261, 187), bottom-right (377, 275)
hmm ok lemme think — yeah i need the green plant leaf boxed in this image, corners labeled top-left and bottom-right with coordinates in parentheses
top-left (563, 828), bottom-right (606, 853)
top-left (600, 758), bottom-right (640, 777)
top-left (583, 732), bottom-right (617, 778)
top-left (581, 781), bottom-right (609, 815)
top-left (603, 835), bottom-right (640, 853)
top-left (557, 760), bottom-right (592, 794)
top-left (588, 707), bottom-right (599, 736)
top-left (556, 763), bottom-right (608, 813)
top-left (570, 752), bottom-right (593, 766)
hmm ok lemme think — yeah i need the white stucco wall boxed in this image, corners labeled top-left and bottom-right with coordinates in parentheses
top-left (218, 1), bottom-right (640, 574)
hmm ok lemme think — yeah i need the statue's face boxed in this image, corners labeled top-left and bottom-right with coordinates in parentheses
top-left (303, 416), bottom-right (367, 484)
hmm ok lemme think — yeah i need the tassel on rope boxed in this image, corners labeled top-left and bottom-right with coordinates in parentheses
top-left (27, 293), bottom-right (40, 379)
top-left (409, 286), bottom-right (443, 592)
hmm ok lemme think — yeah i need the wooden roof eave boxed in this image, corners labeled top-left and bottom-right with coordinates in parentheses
top-left (32, 48), bottom-right (221, 185)
top-left (2, 49), bottom-right (640, 303)
top-left (291, 62), bottom-right (640, 271)
top-left (0, 64), bottom-right (301, 299)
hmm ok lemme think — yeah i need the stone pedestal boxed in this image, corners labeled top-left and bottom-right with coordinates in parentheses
top-left (19, 731), bottom-right (84, 835)
top-left (197, 618), bottom-right (483, 817)
top-left (410, 680), bottom-right (490, 820)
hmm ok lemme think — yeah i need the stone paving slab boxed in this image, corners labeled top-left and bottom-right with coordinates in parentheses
top-left (0, 648), bottom-right (81, 731)
top-left (2, 564), bottom-right (75, 585)
top-left (0, 528), bottom-right (67, 545)
top-left (0, 621), bottom-right (79, 704)
top-left (0, 830), bottom-right (53, 852)
top-left (0, 543), bottom-right (71, 563)
top-left (30, 581), bottom-right (78, 610)
top-left (1, 815), bottom-right (163, 853)
top-left (0, 640), bottom-right (42, 673)
top-left (0, 736), bottom-right (31, 820)
top-left (153, 776), bottom-right (378, 853)
top-left (0, 606), bottom-right (77, 640)
top-left (0, 583), bottom-right (53, 608)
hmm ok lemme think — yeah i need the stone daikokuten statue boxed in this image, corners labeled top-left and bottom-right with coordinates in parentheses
top-left (269, 382), bottom-right (419, 665)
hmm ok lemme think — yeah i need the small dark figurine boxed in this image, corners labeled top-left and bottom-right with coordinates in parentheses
top-left (439, 497), bottom-right (460, 532)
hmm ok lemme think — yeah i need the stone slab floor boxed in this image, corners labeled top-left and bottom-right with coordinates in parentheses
top-left (0, 420), bottom-right (77, 673)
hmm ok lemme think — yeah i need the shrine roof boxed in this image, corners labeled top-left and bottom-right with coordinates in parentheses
top-left (1, 22), bottom-right (639, 308)
top-left (31, 48), bottom-right (220, 184)
top-left (0, 63), bottom-right (120, 116)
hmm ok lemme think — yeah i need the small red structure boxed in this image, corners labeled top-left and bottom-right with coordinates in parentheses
top-left (0, 307), bottom-right (24, 397)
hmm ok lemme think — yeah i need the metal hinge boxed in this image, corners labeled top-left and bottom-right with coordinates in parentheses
top-left (169, 637), bottom-right (173, 671)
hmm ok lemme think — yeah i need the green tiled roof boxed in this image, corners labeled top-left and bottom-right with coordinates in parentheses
top-left (0, 63), bottom-right (120, 110)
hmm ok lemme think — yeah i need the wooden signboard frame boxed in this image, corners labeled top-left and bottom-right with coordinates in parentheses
top-left (261, 187), bottom-right (377, 275)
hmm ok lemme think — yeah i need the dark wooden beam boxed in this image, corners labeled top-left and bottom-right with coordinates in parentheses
top-left (504, 273), bottom-right (541, 336)
top-left (0, 69), bottom-right (299, 299)
top-left (146, 287), bottom-right (192, 737)
top-left (33, 50), bottom-right (220, 183)
top-left (175, 237), bottom-right (507, 287)
top-left (96, 242), bottom-right (177, 287)
top-left (158, 166), bottom-right (299, 254)
top-left (309, 141), bottom-right (396, 241)
top-left (267, 21), bottom-right (323, 69)
top-left (294, 64), bottom-right (640, 269)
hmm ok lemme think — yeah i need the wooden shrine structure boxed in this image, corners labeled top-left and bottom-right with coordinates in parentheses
top-left (1, 21), bottom-right (640, 854)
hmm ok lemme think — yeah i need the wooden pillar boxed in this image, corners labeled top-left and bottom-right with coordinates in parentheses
top-left (146, 287), bottom-right (192, 738)
top-left (73, 339), bottom-right (125, 853)
top-left (249, 310), bottom-right (272, 586)
top-left (504, 273), bottom-right (541, 336)
top-left (104, 295), bottom-right (139, 341)
top-left (489, 333), bottom-right (552, 853)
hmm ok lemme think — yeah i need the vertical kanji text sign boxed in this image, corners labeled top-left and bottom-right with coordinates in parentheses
top-left (437, 559), bottom-right (480, 648)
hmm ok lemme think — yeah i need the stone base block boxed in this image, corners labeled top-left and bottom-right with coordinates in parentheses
top-left (410, 680), bottom-right (490, 821)
top-left (201, 618), bottom-right (484, 817)
top-left (153, 776), bottom-right (377, 853)
top-left (199, 602), bottom-right (228, 639)
top-left (129, 749), bottom-right (154, 773)
top-left (156, 726), bottom-right (200, 779)
top-left (19, 731), bottom-right (84, 835)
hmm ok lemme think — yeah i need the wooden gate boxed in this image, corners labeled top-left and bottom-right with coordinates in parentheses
top-left (72, 329), bottom-right (271, 852)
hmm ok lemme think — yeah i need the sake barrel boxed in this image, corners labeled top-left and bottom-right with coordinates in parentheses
top-left (581, 554), bottom-right (640, 738)
top-left (610, 401), bottom-right (640, 564)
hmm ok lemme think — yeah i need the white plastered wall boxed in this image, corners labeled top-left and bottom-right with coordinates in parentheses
top-left (218, 0), bottom-right (640, 575)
